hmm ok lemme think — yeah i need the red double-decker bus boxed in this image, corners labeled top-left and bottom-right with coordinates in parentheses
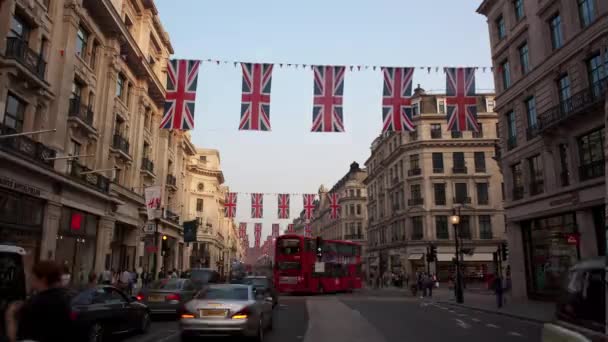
top-left (274, 234), bottom-right (362, 294)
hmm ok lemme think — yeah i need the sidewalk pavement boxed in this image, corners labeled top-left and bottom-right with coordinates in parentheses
top-left (429, 288), bottom-right (556, 324)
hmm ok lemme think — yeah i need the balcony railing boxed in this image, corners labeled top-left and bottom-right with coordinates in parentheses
top-left (5, 37), bottom-right (46, 81)
top-left (408, 168), bottom-right (421, 176)
top-left (0, 125), bottom-right (56, 167)
top-left (453, 196), bottom-right (471, 204)
top-left (452, 166), bottom-right (467, 174)
top-left (431, 130), bottom-right (442, 139)
top-left (141, 157), bottom-right (154, 174)
top-left (472, 130), bottom-right (484, 138)
top-left (166, 174), bottom-right (177, 187)
top-left (579, 160), bottom-right (604, 181)
top-left (530, 180), bottom-right (544, 196)
top-left (560, 170), bottom-right (570, 187)
top-left (513, 186), bottom-right (524, 200)
top-left (411, 233), bottom-right (423, 240)
top-left (69, 161), bottom-right (110, 193)
top-left (164, 208), bottom-right (180, 224)
top-left (408, 197), bottom-right (424, 206)
top-left (538, 77), bottom-right (608, 132)
top-left (409, 131), bottom-right (418, 141)
top-left (507, 136), bottom-right (517, 150)
top-left (435, 198), bottom-right (446, 206)
top-left (479, 231), bottom-right (493, 240)
top-left (68, 98), bottom-right (94, 128)
top-left (526, 125), bottom-right (539, 141)
top-left (112, 134), bottom-right (130, 156)
top-left (451, 131), bottom-right (463, 139)
top-left (475, 166), bottom-right (486, 173)
top-left (433, 167), bottom-right (444, 173)
top-left (477, 197), bottom-right (489, 205)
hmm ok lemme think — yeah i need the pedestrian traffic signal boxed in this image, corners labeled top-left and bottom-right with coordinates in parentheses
top-left (315, 236), bottom-right (323, 259)
top-left (501, 242), bottom-right (508, 261)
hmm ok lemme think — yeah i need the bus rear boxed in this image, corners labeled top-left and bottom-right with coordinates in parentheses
top-left (274, 235), bottom-right (312, 293)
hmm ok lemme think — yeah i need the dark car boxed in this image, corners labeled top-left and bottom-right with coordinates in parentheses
top-left (242, 276), bottom-right (278, 308)
top-left (137, 278), bottom-right (197, 315)
top-left (542, 257), bottom-right (606, 342)
top-left (71, 285), bottom-right (151, 342)
top-left (188, 268), bottom-right (221, 287)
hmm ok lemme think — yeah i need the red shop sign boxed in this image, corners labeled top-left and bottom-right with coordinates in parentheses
top-left (566, 233), bottom-right (579, 245)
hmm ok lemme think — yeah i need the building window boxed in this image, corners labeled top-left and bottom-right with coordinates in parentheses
top-left (432, 152), bottom-right (444, 173)
top-left (75, 26), bottom-right (89, 57)
top-left (356, 204), bottom-right (361, 215)
top-left (550, 13), bottom-right (564, 50)
top-left (454, 183), bottom-right (469, 204)
top-left (477, 183), bottom-right (489, 205)
top-left (196, 198), bottom-right (204, 212)
top-left (487, 99), bottom-right (495, 112)
top-left (558, 74), bottom-right (571, 113)
top-left (430, 123), bottom-right (442, 139)
top-left (436, 216), bottom-right (449, 239)
top-left (3, 94), bottom-right (26, 132)
top-left (434, 183), bottom-right (446, 205)
top-left (506, 111), bottom-right (517, 150)
top-left (409, 154), bottom-right (420, 175)
top-left (525, 96), bottom-right (537, 129)
top-left (438, 100), bottom-right (445, 114)
top-left (452, 152), bottom-right (466, 173)
top-left (559, 143), bottom-right (570, 186)
top-left (411, 217), bottom-right (423, 240)
top-left (577, 128), bottom-right (605, 181)
top-left (479, 215), bottom-right (493, 239)
top-left (501, 60), bottom-right (511, 89)
top-left (410, 184), bottom-right (421, 200)
top-left (474, 152), bottom-right (486, 172)
top-left (519, 43), bottom-right (530, 74)
top-left (410, 128), bottom-right (418, 141)
top-left (578, 0), bottom-right (595, 27)
top-left (458, 216), bottom-right (471, 239)
top-left (116, 74), bottom-right (126, 99)
top-left (496, 15), bottom-right (506, 40)
top-left (512, 163), bottom-right (524, 200)
top-left (472, 123), bottom-right (484, 138)
top-left (71, 79), bottom-right (83, 101)
top-left (587, 54), bottom-right (605, 96)
top-left (90, 41), bottom-right (100, 69)
top-left (9, 15), bottom-right (30, 40)
top-left (451, 130), bottom-right (463, 139)
top-left (514, 0), bottom-right (524, 21)
top-left (529, 154), bottom-right (544, 195)
top-left (356, 189), bottom-right (361, 197)
top-left (411, 103), bottom-right (419, 117)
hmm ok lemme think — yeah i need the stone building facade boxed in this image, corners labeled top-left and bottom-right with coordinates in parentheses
top-left (0, 0), bottom-right (194, 286)
top-left (477, 0), bottom-right (606, 299)
top-left (364, 89), bottom-right (505, 283)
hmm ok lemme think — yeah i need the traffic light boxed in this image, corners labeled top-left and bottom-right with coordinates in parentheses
top-left (492, 252), bottom-right (498, 263)
top-left (161, 235), bottom-right (169, 256)
top-left (426, 244), bottom-right (437, 262)
top-left (315, 236), bottom-right (323, 259)
top-left (501, 242), bottom-right (508, 261)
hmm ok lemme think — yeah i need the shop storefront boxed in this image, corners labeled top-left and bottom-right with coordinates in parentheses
top-left (522, 212), bottom-right (579, 299)
top-left (110, 223), bottom-right (137, 272)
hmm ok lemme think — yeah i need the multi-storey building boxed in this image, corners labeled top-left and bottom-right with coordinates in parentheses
top-left (477, 0), bottom-right (606, 300)
top-left (0, 0), bottom-right (195, 286)
top-left (364, 88), bottom-right (505, 283)
top-left (185, 148), bottom-right (242, 277)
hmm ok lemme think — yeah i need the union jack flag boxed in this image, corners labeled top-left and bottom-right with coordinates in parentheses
top-left (446, 67), bottom-right (479, 132)
top-left (328, 192), bottom-right (340, 220)
top-left (254, 223), bottom-right (262, 248)
top-left (302, 194), bottom-right (316, 220)
top-left (304, 224), bottom-right (312, 237)
top-left (277, 194), bottom-right (290, 219)
top-left (251, 193), bottom-right (263, 218)
top-left (160, 59), bottom-right (200, 130)
top-left (224, 192), bottom-right (237, 218)
top-left (311, 66), bottom-right (345, 132)
top-left (381, 67), bottom-right (415, 132)
top-left (240, 63), bottom-right (273, 131)
top-left (239, 222), bottom-right (247, 239)
top-left (287, 224), bottom-right (294, 233)
top-left (272, 224), bottom-right (280, 238)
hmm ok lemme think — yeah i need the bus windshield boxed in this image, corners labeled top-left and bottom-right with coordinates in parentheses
top-left (277, 238), bottom-right (301, 255)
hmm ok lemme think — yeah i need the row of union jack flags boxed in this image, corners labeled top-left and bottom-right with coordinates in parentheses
top-left (160, 60), bottom-right (481, 133)
top-left (238, 222), bottom-right (281, 249)
top-left (224, 192), bottom-right (341, 220)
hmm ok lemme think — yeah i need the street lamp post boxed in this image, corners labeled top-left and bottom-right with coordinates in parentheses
top-left (450, 207), bottom-right (464, 304)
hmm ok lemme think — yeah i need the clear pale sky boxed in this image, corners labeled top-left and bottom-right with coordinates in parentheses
top-left (155, 0), bottom-right (494, 243)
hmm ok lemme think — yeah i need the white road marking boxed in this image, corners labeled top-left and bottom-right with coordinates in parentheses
top-left (471, 318), bottom-right (481, 322)
top-left (455, 318), bottom-right (471, 329)
top-left (486, 323), bottom-right (500, 328)
top-left (157, 331), bottom-right (180, 342)
top-left (448, 310), bottom-right (456, 313)
top-left (457, 313), bottom-right (468, 317)
top-left (508, 332), bottom-right (523, 337)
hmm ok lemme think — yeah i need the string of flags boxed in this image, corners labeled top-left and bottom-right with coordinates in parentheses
top-left (160, 58), bottom-right (487, 134)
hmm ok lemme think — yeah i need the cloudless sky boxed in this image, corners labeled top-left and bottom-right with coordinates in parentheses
top-left (155, 0), bottom-right (494, 243)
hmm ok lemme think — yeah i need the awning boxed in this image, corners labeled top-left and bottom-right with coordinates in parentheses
top-left (436, 254), bottom-right (455, 262)
top-left (408, 253), bottom-right (424, 260)
top-left (436, 253), bottom-right (494, 262)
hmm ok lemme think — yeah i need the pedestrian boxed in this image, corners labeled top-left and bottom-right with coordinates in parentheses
top-left (171, 268), bottom-right (178, 278)
top-left (426, 274), bottom-right (434, 298)
top-left (404, 273), bottom-right (409, 288)
top-left (4, 261), bottom-right (76, 342)
top-left (100, 266), bottom-right (112, 285)
top-left (60, 264), bottom-right (71, 288)
top-left (119, 269), bottom-right (131, 292)
top-left (72, 272), bottom-right (99, 305)
top-left (494, 275), bottom-right (504, 308)
top-left (158, 267), bottom-right (166, 280)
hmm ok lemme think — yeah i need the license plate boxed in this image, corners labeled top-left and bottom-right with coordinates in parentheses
top-left (201, 309), bottom-right (227, 317)
top-left (148, 295), bottom-right (165, 302)
top-left (280, 277), bottom-right (296, 284)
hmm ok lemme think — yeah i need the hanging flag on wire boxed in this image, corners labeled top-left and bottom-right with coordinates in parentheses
top-left (160, 59), bottom-right (200, 130)
top-left (272, 224), bottom-right (280, 238)
top-left (305, 224), bottom-right (312, 237)
top-left (239, 63), bottom-right (273, 131)
top-left (328, 192), bottom-right (341, 219)
top-left (446, 67), bottom-right (479, 132)
top-left (254, 223), bottom-right (262, 248)
top-left (224, 192), bottom-right (237, 218)
top-left (303, 194), bottom-right (316, 220)
top-left (287, 224), bottom-right (294, 233)
top-left (277, 194), bottom-right (290, 219)
top-left (251, 193), bottom-right (264, 218)
top-left (381, 67), bottom-right (415, 133)
top-left (311, 66), bottom-right (345, 132)
top-left (239, 222), bottom-right (247, 239)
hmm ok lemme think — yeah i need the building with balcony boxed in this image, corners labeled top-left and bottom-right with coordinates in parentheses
top-left (185, 148), bottom-right (243, 277)
top-left (364, 88), bottom-right (505, 284)
top-left (478, 0), bottom-right (606, 300)
top-left (0, 0), bottom-right (195, 286)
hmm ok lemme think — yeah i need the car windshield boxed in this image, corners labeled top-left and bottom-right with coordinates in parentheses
top-left (190, 270), bottom-right (215, 284)
top-left (196, 287), bottom-right (249, 300)
top-left (277, 239), bottom-right (301, 255)
top-left (148, 279), bottom-right (182, 290)
top-left (243, 278), bottom-right (268, 287)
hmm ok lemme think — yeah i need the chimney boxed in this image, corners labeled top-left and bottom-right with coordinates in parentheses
top-left (414, 83), bottom-right (426, 95)
top-left (350, 162), bottom-right (360, 172)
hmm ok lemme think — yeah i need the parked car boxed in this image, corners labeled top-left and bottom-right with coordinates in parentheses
top-left (242, 276), bottom-right (278, 308)
top-left (71, 285), bottom-right (151, 342)
top-left (179, 284), bottom-right (273, 341)
top-left (542, 257), bottom-right (606, 342)
top-left (137, 278), bottom-right (197, 315)
top-left (188, 268), bottom-right (221, 287)
top-left (0, 245), bottom-right (27, 342)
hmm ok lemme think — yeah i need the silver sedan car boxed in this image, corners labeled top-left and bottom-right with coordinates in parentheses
top-left (179, 284), bottom-right (274, 341)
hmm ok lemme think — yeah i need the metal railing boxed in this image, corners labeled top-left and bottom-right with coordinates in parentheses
top-left (0, 125), bottom-right (56, 167)
top-left (164, 208), bottom-right (180, 224)
top-left (431, 130), bottom-right (442, 139)
top-left (68, 98), bottom-right (94, 127)
top-left (507, 136), bottom-right (517, 150)
top-left (475, 166), bottom-right (486, 173)
top-left (433, 167), bottom-right (444, 173)
top-left (479, 231), bottom-right (493, 240)
top-left (69, 161), bottom-right (110, 193)
top-left (5, 37), bottom-right (46, 80)
top-left (560, 170), bottom-right (570, 187)
top-left (513, 186), bottom-right (524, 200)
top-left (526, 125), bottom-right (539, 140)
top-left (530, 180), bottom-right (544, 196)
top-left (453, 196), bottom-right (471, 204)
top-left (452, 166), bottom-right (467, 174)
top-left (166, 174), bottom-right (177, 187)
top-left (112, 134), bottom-right (130, 155)
top-left (408, 168), bottom-right (421, 176)
top-left (141, 157), bottom-right (154, 173)
top-left (579, 160), bottom-right (604, 181)
top-left (472, 130), bottom-right (484, 138)
top-left (477, 197), bottom-right (489, 205)
top-left (451, 131), bottom-right (463, 139)
top-left (408, 197), bottom-right (424, 206)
